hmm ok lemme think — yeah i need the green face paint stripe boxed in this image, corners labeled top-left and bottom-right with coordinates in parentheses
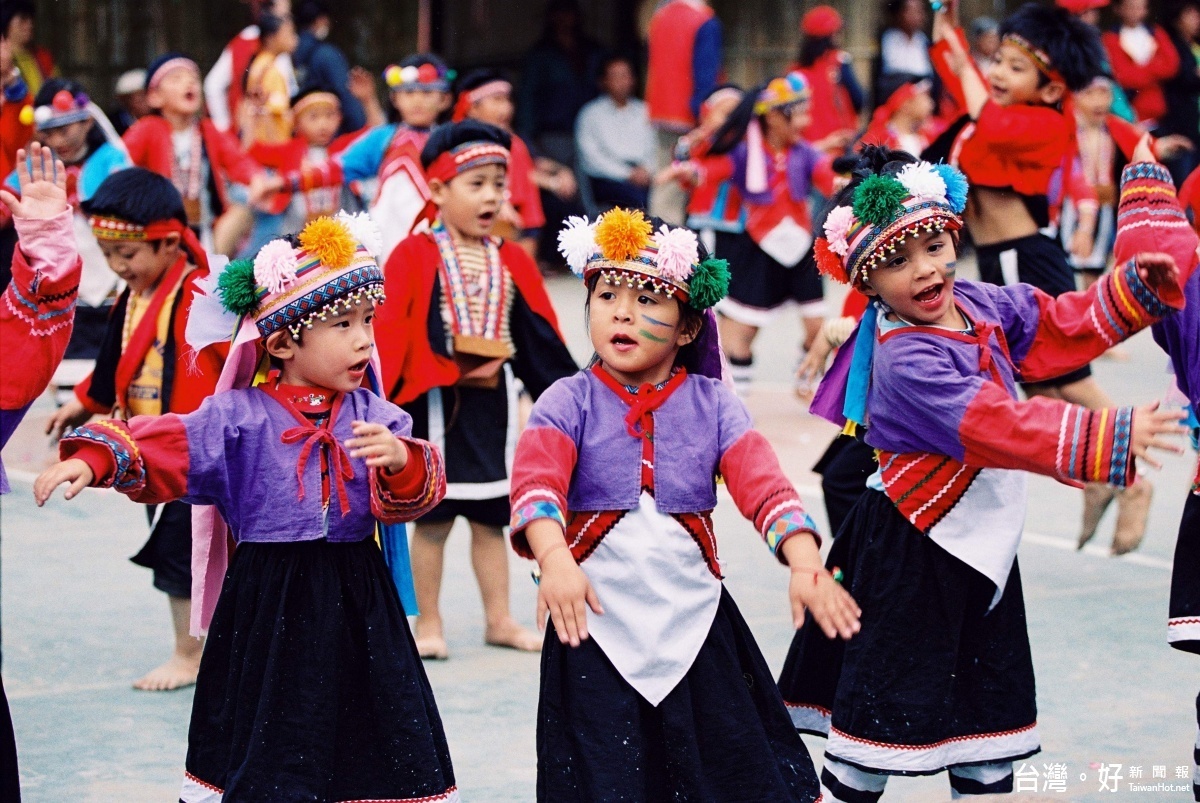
top-left (638, 328), bottom-right (670, 343)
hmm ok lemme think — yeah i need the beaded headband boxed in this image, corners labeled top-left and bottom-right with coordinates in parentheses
top-left (425, 141), bottom-right (510, 183)
top-left (383, 62), bottom-right (454, 92)
top-left (814, 160), bottom-right (968, 287)
top-left (215, 212), bottom-right (386, 339)
top-left (23, 89), bottom-right (92, 130)
top-left (1001, 33), bottom-right (1065, 83)
top-left (292, 91), bottom-right (340, 117)
top-left (557, 207), bottom-right (730, 311)
top-left (147, 57), bottom-right (201, 91)
top-left (88, 215), bottom-right (188, 242)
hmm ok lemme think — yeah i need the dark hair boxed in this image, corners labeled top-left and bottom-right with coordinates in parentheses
top-left (599, 53), bottom-right (636, 80)
top-left (399, 51), bottom-right (450, 74)
top-left (454, 68), bottom-right (508, 95)
top-left (82, 167), bottom-right (188, 228)
top-left (291, 85), bottom-right (342, 108)
top-left (816, 144), bottom-right (918, 234)
top-left (1000, 3), bottom-right (1106, 92)
top-left (258, 11), bottom-right (288, 38)
top-left (419, 119), bottom-right (511, 169)
top-left (798, 36), bottom-right (835, 68)
top-left (704, 83), bottom-right (766, 156)
top-left (294, 0), bottom-right (331, 29)
top-left (581, 215), bottom-right (710, 373)
top-left (145, 52), bottom-right (197, 90)
top-left (1163, 0), bottom-right (1200, 29)
top-left (32, 79), bottom-right (109, 153)
top-left (1, 1), bottom-right (36, 34)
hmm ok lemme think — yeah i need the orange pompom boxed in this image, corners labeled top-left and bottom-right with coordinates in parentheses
top-left (814, 238), bottom-right (849, 284)
top-left (299, 216), bottom-right (357, 270)
top-left (594, 207), bottom-right (652, 262)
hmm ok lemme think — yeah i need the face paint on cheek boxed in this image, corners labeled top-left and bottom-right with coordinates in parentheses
top-left (641, 314), bottom-right (674, 329)
top-left (639, 328), bottom-right (670, 344)
top-left (945, 261), bottom-right (957, 278)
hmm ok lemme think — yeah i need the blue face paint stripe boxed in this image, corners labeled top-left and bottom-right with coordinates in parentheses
top-left (642, 314), bottom-right (672, 328)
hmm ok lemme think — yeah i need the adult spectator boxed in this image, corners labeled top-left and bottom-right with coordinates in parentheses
top-left (876, 0), bottom-right (932, 102)
top-left (3, 0), bottom-right (55, 96)
top-left (291, 0), bottom-right (367, 135)
top-left (576, 56), bottom-right (656, 210)
top-left (203, 0), bottom-right (296, 134)
top-left (645, 0), bottom-right (722, 224)
top-left (1103, 0), bottom-right (1181, 129)
top-left (793, 6), bottom-right (863, 154)
top-left (1161, 0), bottom-right (1200, 181)
top-left (969, 17), bottom-right (1000, 73)
top-left (516, 0), bottom-right (604, 166)
top-left (109, 69), bottom-right (149, 136)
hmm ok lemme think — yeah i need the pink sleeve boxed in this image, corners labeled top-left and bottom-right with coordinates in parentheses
top-left (508, 425), bottom-right (577, 559)
top-left (369, 438), bottom-right (446, 523)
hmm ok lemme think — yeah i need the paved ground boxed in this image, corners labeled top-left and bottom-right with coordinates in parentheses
top-left (2, 267), bottom-right (1198, 801)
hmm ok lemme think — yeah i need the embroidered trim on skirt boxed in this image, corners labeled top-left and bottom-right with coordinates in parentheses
top-left (537, 586), bottom-right (823, 802)
top-left (182, 538), bottom-right (457, 803)
top-left (778, 489), bottom-right (1040, 776)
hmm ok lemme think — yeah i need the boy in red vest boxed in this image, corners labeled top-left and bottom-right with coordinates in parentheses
top-left (123, 54), bottom-right (266, 257)
top-left (45, 168), bottom-right (225, 691)
top-left (376, 121), bottom-right (576, 659)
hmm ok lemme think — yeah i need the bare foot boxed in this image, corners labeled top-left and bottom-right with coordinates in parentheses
top-left (133, 652), bottom-right (200, 692)
top-left (414, 619), bottom-right (449, 660)
top-left (485, 619), bottom-right (543, 652)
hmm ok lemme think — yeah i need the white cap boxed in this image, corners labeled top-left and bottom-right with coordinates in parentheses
top-left (114, 69), bottom-right (147, 96)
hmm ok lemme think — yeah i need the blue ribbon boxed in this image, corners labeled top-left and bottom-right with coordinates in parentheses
top-left (842, 302), bottom-right (878, 428)
top-left (380, 523), bottom-right (419, 615)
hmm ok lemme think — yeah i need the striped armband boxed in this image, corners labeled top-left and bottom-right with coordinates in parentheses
top-left (510, 492), bottom-right (566, 532)
top-left (61, 421), bottom-right (145, 494)
top-left (1056, 405), bottom-right (1136, 487)
top-left (764, 509), bottom-right (820, 558)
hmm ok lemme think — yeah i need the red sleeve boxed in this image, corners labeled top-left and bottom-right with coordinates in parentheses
top-left (960, 382), bottom-right (1136, 487)
top-left (0, 212), bottom-right (81, 410)
top-left (1105, 29), bottom-right (1179, 90)
top-left (929, 28), bottom-right (976, 109)
top-left (719, 429), bottom-right (819, 563)
top-left (508, 425), bottom-right (577, 559)
top-left (1150, 27), bottom-right (1182, 80)
top-left (247, 138), bottom-right (300, 171)
top-left (1180, 166), bottom-right (1200, 229)
top-left (1066, 161), bottom-right (1098, 209)
top-left (59, 415), bottom-right (191, 503)
top-left (122, 118), bottom-right (171, 176)
top-left (811, 151), bottom-right (837, 198)
top-left (973, 102), bottom-right (1065, 157)
top-left (207, 123), bottom-right (260, 185)
top-left (1112, 161), bottom-right (1199, 281)
top-left (369, 438), bottom-right (446, 523)
top-left (73, 374), bottom-right (113, 416)
top-left (508, 136), bottom-right (545, 230)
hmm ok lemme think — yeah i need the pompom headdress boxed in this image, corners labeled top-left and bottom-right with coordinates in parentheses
top-left (813, 159), bottom-right (968, 287)
top-left (556, 208), bottom-right (730, 312)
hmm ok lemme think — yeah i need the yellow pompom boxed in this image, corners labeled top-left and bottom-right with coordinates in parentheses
top-left (594, 208), bottom-right (652, 262)
top-left (384, 65), bottom-right (403, 88)
top-left (18, 105), bottom-right (34, 127)
top-left (299, 217), bottom-right (357, 269)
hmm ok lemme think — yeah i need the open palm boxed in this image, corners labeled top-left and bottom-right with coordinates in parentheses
top-left (0, 143), bottom-right (68, 220)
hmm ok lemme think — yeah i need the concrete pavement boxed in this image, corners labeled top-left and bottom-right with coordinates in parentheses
top-left (2, 269), bottom-right (1197, 801)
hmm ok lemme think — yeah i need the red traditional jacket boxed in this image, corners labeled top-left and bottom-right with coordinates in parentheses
top-left (1103, 25), bottom-right (1181, 124)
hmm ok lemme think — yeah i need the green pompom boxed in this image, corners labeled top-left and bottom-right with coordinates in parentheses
top-left (688, 258), bottom-right (730, 310)
top-left (852, 174), bottom-right (908, 227)
top-left (217, 258), bottom-right (260, 317)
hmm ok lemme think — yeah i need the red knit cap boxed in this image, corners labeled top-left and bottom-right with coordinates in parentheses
top-left (801, 5), bottom-right (842, 37)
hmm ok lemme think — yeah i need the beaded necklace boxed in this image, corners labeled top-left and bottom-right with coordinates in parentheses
top-left (431, 218), bottom-right (507, 340)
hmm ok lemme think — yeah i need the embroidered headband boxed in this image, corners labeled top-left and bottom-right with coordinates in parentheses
top-left (147, 57), bottom-right (201, 91)
top-left (451, 79), bottom-right (513, 122)
top-left (89, 215), bottom-right (190, 242)
top-left (383, 62), bottom-right (454, 92)
top-left (23, 89), bottom-right (92, 130)
top-left (557, 207), bottom-right (730, 311)
top-left (425, 140), bottom-right (510, 184)
top-left (1001, 33), bottom-right (1065, 83)
top-left (814, 160), bottom-right (968, 287)
top-left (211, 212), bottom-right (386, 339)
top-left (754, 71), bottom-right (810, 115)
top-left (292, 91), bottom-right (340, 117)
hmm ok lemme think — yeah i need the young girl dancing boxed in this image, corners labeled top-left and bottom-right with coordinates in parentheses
top-left (781, 145), bottom-right (1190, 801)
top-left (508, 207), bottom-right (861, 801)
top-left (34, 214), bottom-right (459, 802)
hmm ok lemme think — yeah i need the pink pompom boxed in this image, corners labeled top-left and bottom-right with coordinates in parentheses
top-left (253, 239), bottom-right (300, 295)
top-left (823, 205), bottom-right (856, 257)
top-left (653, 224), bottom-right (699, 282)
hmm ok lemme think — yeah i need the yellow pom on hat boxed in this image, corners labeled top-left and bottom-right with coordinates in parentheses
top-left (594, 208), bottom-right (652, 262)
top-left (299, 216), bottom-right (357, 269)
top-left (18, 105), bottom-right (34, 127)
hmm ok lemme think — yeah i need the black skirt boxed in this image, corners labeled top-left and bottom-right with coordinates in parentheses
top-left (778, 490), bottom-right (1039, 776)
top-left (1169, 492), bottom-right (1200, 655)
top-left (183, 539), bottom-right (457, 803)
top-left (537, 587), bottom-right (822, 803)
top-left (716, 231), bottom-right (824, 319)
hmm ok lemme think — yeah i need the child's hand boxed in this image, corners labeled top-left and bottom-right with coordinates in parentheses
top-left (790, 566), bottom-right (861, 639)
top-left (1069, 228), bottom-right (1094, 261)
top-left (1134, 252), bottom-right (1180, 289)
top-left (33, 458), bottom-right (94, 506)
top-left (1131, 133), bottom-right (1158, 164)
top-left (537, 546), bottom-right (603, 647)
top-left (0, 143), bottom-right (68, 220)
top-left (1131, 401), bottom-right (1188, 470)
top-left (346, 421), bottom-right (409, 473)
top-left (348, 66), bottom-right (378, 104)
top-left (45, 398), bottom-right (92, 441)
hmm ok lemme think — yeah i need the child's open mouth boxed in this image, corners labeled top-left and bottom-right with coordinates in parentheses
top-left (348, 359), bottom-right (369, 376)
top-left (478, 211), bottom-right (495, 225)
top-left (913, 283), bottom-right (943, 308)
top-left (610, 333), bottom-right (637, 352)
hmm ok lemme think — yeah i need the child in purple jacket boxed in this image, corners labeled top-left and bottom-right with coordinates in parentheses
top-left (507, 207), bottom-right (861, 801)
top-left (34, 214), bottom-right (459, 803)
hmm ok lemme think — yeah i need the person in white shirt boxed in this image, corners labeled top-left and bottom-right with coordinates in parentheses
top-left (878, 0), bottom-right (934, 81)
top-left (575, 56), bottom-right (657, 209)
